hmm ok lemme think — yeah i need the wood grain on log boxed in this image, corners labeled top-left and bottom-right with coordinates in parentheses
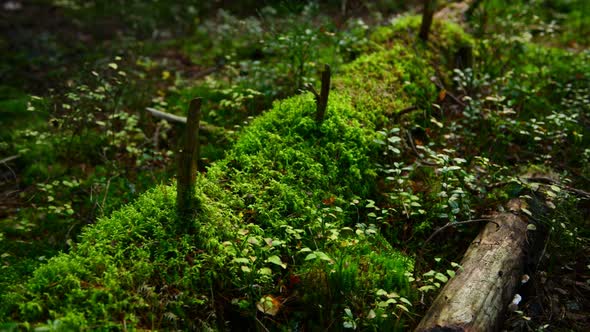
top-left (416, 199), bottom-right (529, 332)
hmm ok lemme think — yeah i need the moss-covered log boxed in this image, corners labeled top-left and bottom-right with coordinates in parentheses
top-left (0, 17), bottom-right (472, 331)
top-left (415, 199), bottom-right (530, 332)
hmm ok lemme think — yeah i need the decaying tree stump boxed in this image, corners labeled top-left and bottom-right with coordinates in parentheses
top-left (416, 199), bottom-right (530, 332)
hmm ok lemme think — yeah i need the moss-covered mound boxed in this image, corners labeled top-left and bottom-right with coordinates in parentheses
top-left (0, 16), bottom-right (471, 331)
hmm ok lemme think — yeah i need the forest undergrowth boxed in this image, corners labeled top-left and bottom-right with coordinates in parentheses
top-left (0, 0), bottom-right (589, 331)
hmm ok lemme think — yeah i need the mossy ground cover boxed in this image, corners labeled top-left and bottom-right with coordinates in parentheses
top-left (1, 5), bottom-right (427, 330)
top-left (0, 16), bottom-right (472, 331)
top-left (1, 3), bottom-right (589, 331)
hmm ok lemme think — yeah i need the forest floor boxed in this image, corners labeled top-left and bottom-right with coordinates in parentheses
top-left (1, 0), bottom-right (589, 331)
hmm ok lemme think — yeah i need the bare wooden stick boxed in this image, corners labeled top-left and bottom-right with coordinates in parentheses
top-left (304, 84), bottom-right (320, 101)
top-left (0, 155), bottom-right (20, 164)
top-left (176, 98), bottom-right (201, 221)
top-left (419, 0), bottom-right (437, 42)
top-left (431, 77), bottom-right (466, 107)
top-left (316, 64), bottom-right (331, 123)
top-left (146, 107), bottom-right (225, 137)
top-left (146, 107), bottom-right (187, 124)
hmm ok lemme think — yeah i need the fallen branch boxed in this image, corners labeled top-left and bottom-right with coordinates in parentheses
top-left (316, 64), bottom-right (331, 123)
top-left (304, 64), bottom-right (332, 123)
top-left (304, 84), bottom-right (320, 101)
top-left (145, 107), bottom-right (226, 137)
top-left (0, 155), bottom-right (20, 164)
top-left (486, 176), bottom-right (590, 199)
top-left (146, 107), bottom-right (187, 124)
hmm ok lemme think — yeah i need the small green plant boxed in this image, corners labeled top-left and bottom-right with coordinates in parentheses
top-left (415, 258), bottom-right (460, 294)
top-left (343, 307), bottom-right (358, 329)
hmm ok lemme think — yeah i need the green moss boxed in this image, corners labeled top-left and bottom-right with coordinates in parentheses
top-left (371, 15), bottom-right (473, 54)
top-left (0, 17), bottom-right (473, 331)
top-left (370, 15), bottom-right (475, 90)
top-left (219, 93), bottom-right (377, 229)
top-left (336, 15), bottom-right (473, 123)
top-left (302, 241), bottom-right (412, 330)
top-left (335, 44), bottom-right (437, 123)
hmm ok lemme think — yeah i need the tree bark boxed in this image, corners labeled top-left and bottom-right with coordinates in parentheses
top-left (416, 199), bottom-right (530, 332)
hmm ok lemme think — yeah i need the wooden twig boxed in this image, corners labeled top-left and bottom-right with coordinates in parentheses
top-left (255, 316), bottom-right (271, 332)
top-left (176, 98), bottom-right (201, 222)
top-left (153, 122), bottom-right (162, 149)
top-left (340, 0), bottom-right (347, 16)
top-left (146, 107), bottom-right (186, 124)
top-left (0, 155), bottom-right (18, 182)
top-left (304, 83), bottom-right (319, 101)
top-left (536, 228), bottom-right (552, 271)
top-left (97, 174), bottom-right (118, 216)
top-left (424, 218), bottom-right (493, 244)
top-left (397, 105), bottom-right (419, 118)
top-left (146, 107), bottom-right (225, 137)
top-left (316, 64), bottom-right (331, 123)
top-left (431, 77), bottom-right (466, 107)
top-left (419, 0), bottom-right (437, 42)
top-left (0, 155), bottom-right (19, 164)
top-left (525, 176), bottom-right (590, 199)
top-left (405, 130), bottom-right (438, 167)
